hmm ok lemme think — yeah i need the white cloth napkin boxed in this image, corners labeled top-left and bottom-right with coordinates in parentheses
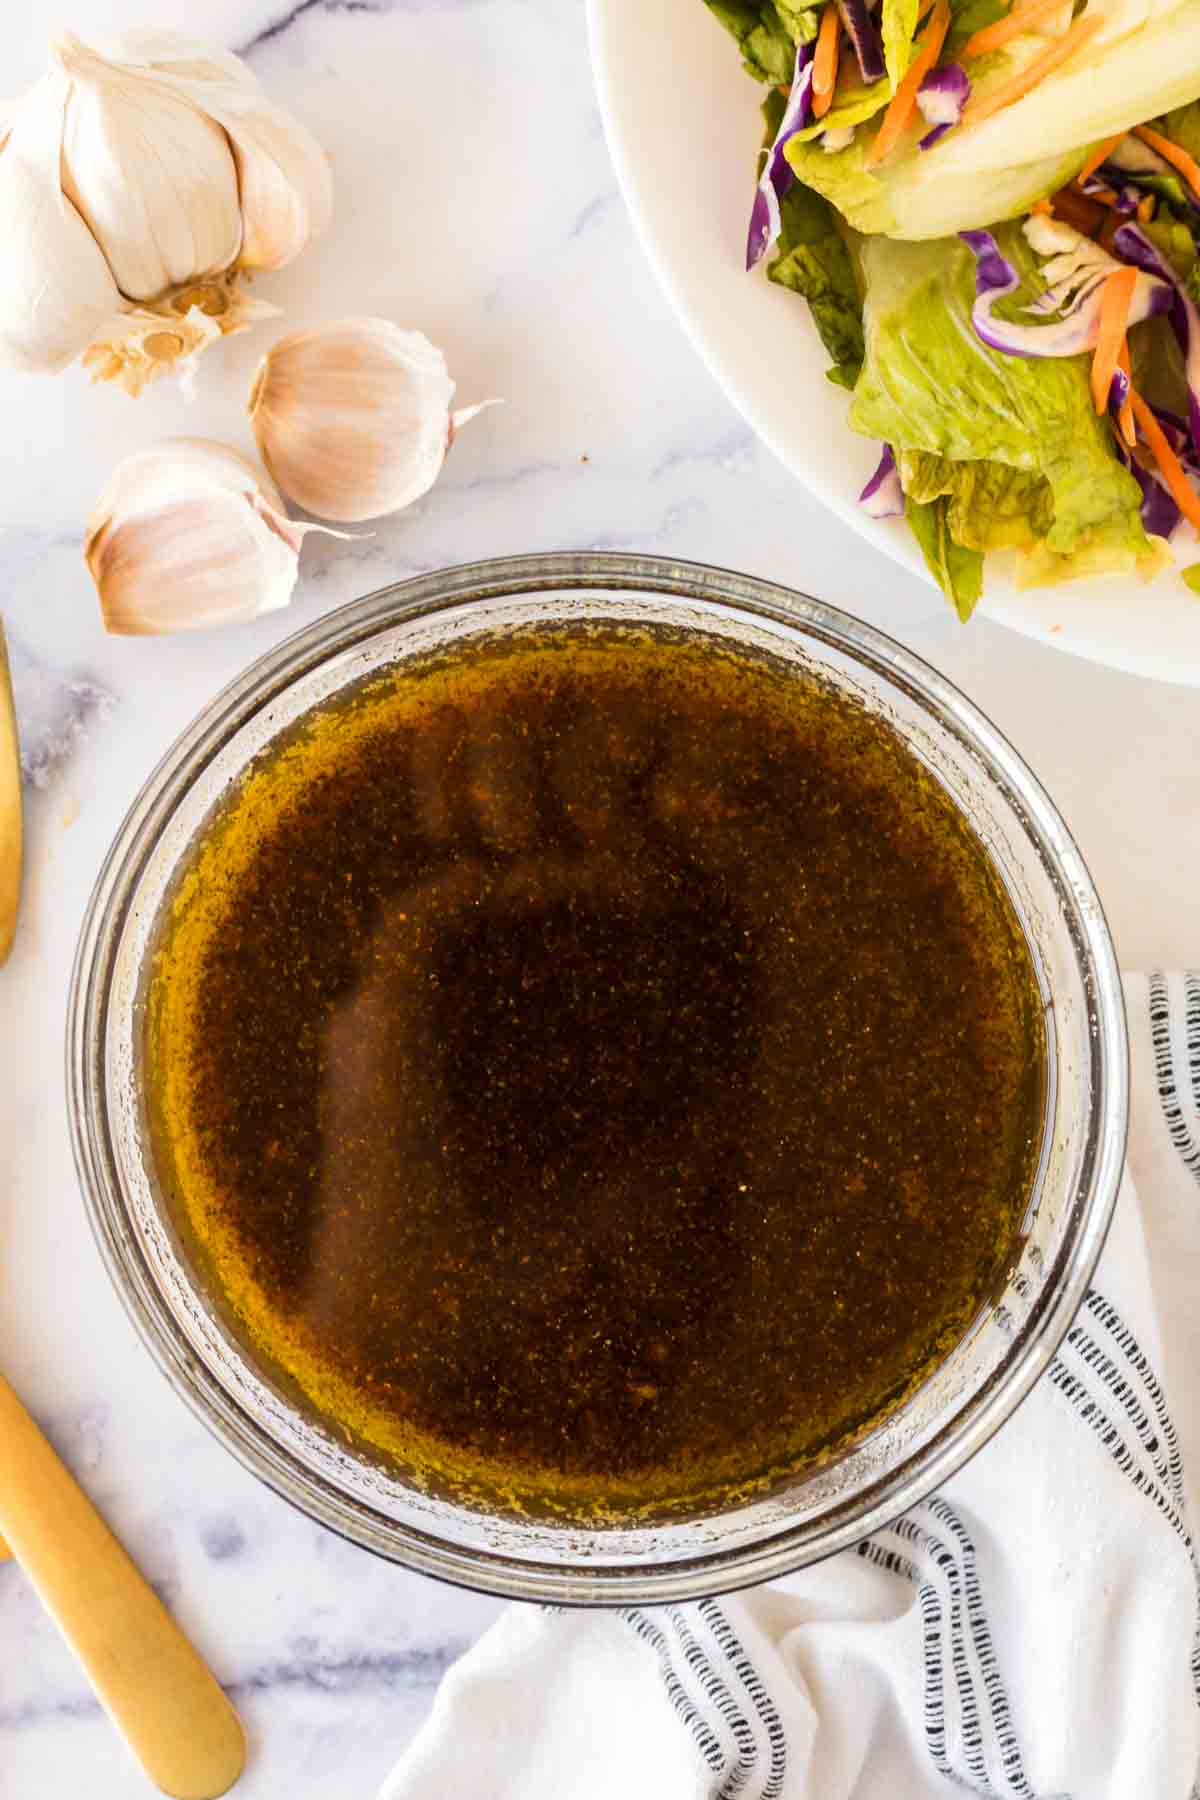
top-left (378, 973), bottom-right (1200, 1800)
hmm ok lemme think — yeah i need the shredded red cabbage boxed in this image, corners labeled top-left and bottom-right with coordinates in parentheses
top-left (918, 63), bottom-right (968, 125)
top-left (1077, 172), bottom-right (1140, 216)
top-left (915, 64), bottom-right (968, 148)
top-left (1141, 469), bottom-right (1183, 539)
top-left (959, 225), bottom-right (1171, 359)
top-left (835, 0), bottom-right (885, 84)
top-left (1108, 364), bottom-right (1130, 415)
top-left (859, 444), bottom-right (904, 517)
top-left (1115, 436), bottom-right (1182, 539)
top-left (1113, 397), bottom-right (1196, 538)
top-left (746, 45), bottom-right (815, 271)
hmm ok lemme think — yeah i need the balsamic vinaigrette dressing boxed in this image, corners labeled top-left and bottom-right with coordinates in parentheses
top-left (148, 628), bottom-right (1045, 1522)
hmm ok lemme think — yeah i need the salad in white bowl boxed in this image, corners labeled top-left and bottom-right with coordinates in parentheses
top-left (708, 0), bottom-right (1200, 615)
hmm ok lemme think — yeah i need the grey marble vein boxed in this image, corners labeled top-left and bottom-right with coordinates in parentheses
top-left (239, 0), bottom-right (383, 57)
top-left (651, 425), bottom-right (758, 480)
top-left (0, 1641), bottom-right (471, 1736)
top-left (199, 1516), bottom-right (250, 1562)
top-left (0, 1693), bottom-right (105, 1732)
top-left (5, 634), bottom-right (114, 790)
top-left (229, 1642), bottom-right (468, 1698)
top-left (237, 0), bottom-right (489, 58)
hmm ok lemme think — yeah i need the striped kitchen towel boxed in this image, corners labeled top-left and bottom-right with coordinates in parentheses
top-left (377, 974), bottom-right (1200, 1800)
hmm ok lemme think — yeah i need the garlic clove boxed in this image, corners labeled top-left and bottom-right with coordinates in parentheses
top-left (54, 33), bottom-right (243, 305)
top-left (248, 320), bottom-right (498, 523)
top-left (0, 74), bottom-right (127, 374)
top-left (172, 79), bottom-right (333, 272)
top-left (92, 30), bottom-right (331, 271)
top-left (85, 439), bottom-right (313, 635)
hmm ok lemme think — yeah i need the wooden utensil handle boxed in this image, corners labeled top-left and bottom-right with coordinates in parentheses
top-left (0, 1373), bottom-right (245, 1798)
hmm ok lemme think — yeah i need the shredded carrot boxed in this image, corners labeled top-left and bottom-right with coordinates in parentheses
top-left (1130, 389), bottom-right (1200, 528)
top-left (959, 13), bottom-right (1103, 132)
top-left (1030, 196), bottom-right (1053, 214)
top-left (963, 0), bottom-right (1072, 60)
top-left (916, 0), bottom-right (938, 20)
top-left (1090, 265), bottom-right (1138, 415)
top-left (812, 2), bottom-right (842, 118)
top-left (1086, 183), bottom-right (1119, 205)
top-left (1137, 192), bottom-right (1156, 222)
top-left (864, 0), bottom-right (950, 165)
top-left (1115, 339), bottom-right (1135, 446)
top-left (1075, 131), bottom-right (1127, 185)
top-left (1133, 124), bottom-right (1200, 204)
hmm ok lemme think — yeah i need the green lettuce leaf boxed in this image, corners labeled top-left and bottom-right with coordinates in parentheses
top-left (767, 184), bottom-right (864, 385)
top-left (1140, 214), bottom-right (1198, 282)
top-left (944, 0), bottom-right (1007, 57)
top-left (1156, 100), bottom-right (1200, 161)
top-left (849, 226), bottom-right (1154, 602)
top-left (702, 1), bottom-right (820, 83)
top-left (785, 122), bottom-right (1082, 239)
top-left (897, 449), bottom-right (1054, 549)
top-left (1129, 311), bottom-right (1190, 417)
top-left (882, 0), bottom-right (920, 86)
top-left (789, 80), bottom-right (892, 142)
top-left (904, 496), bottom-right (984, 619)
top-left (784, 0), bottom-right (1200, 237)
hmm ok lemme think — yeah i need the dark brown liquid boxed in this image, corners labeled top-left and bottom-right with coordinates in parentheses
top-left (148, 627), bottom-right (1044, 1521)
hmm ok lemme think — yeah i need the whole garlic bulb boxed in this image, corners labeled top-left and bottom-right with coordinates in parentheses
top-left (248, 319), bottom-right (498, 522)
top-left (0, 31), bottom-right (333, 394)
top-left (85, 439), bottom-right (325, 634)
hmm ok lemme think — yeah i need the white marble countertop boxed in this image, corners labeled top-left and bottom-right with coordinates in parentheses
top-left (2, 2), bottom-right (1199, 1795)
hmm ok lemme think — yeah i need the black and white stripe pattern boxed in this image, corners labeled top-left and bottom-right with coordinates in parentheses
top-left (859, 1497), bottom-right (1035, 1797)
top-left (1049, 1288), bottom-right (1200, 1702)
top-left (1149, 971), bottom-right (1200, 1185)
top-left (624, 1600), bottom-right (787, 1798)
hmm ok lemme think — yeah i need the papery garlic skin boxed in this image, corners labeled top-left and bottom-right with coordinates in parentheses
top-left (0, 31), bottom-right (332, 392)
top-left (0, 76), bottom-right (126, 373)
top-left (197, 80), bottom-right (333, 272)
top-left (82, 277), bottom-right (280, 399)
top-left (249, 320), bottom-right (498, 523)
top-left (111, 33), bottom-right (333, 272)
top-left (89, 31), bottom-right (257, 91)
top-left (57, 35), bottom-right (243, 303)
top-left (85, 439), bottom-right (310, 634)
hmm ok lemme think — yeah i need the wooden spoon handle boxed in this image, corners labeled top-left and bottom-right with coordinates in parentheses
top-left (0, 1373), bottom-right (245, 1798)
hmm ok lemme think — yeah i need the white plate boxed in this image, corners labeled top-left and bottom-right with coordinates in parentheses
top-left (587, 0), bottom-right (1200, 684)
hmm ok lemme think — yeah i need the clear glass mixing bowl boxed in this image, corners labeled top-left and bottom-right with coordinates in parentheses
top-left (67, 553), bottom-right (1127, 1603)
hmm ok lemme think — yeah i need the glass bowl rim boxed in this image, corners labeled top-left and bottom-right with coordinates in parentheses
top-left (66, 551), bottom-right (1129, 1604)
